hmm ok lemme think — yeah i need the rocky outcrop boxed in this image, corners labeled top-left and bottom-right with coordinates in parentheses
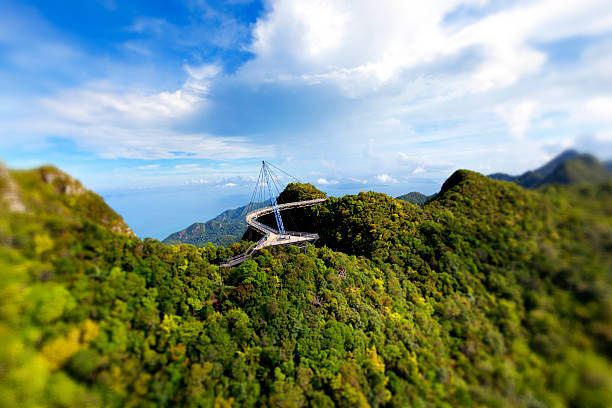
top-left (0, 162), bottom-right (25, 213)
top-left (39, 166), bottom-right (87, 196)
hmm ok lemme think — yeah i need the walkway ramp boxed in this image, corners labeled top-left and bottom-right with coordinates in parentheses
top-left (220, 198), bottom-right (326, 267)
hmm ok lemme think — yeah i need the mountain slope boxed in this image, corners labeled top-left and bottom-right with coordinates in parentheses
top-left (395, 191), bottom-right (428, 206)
top-left (489, 149), bottom-right (611, 188)
top-left (545, 154), bottom-right (612, 185)
top-left (1, 166), bottom-right (611, 407)
top-left (531, 148), bottom-right (579, 178)
top-left (4, 164), bottom-right (133, 235)
top-left (163, 203), bottom-right (252, 247)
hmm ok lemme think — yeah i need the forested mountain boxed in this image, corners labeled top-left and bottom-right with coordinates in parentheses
top-left (395, 192), bottom-right (428, 206)
top-left (163, 203), bottom-right (253, 247)
top-left (1, 164), bottom-right (612, 407)
top-left (165, 183), bottom-right (328, 247)
top-left (489, 149), bottom-right (612, 188)
top-left (173, 149), bottom-right (611, 248)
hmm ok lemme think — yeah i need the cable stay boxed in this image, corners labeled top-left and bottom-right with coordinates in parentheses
top-left (263, 161), bottom-right (286, 234)
top-left (220, 161), bottom-right (326, 267)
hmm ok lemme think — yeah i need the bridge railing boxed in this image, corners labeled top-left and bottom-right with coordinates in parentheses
top-left (221, 198), bottom-right (326, 267)
top-left (282, 231), bottom-right (319, 237)
top-left (220, 234), bottom-right (269, 266)
top-left (246, 198), bottom-right (327, 236)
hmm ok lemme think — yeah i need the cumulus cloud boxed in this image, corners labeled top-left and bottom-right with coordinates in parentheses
top-left (137, 164), bottom-right (160, 170)
top-left (43, 87), bottom-right (199, 123)
top-left (317, 177), bottom-right (338, 185)
top-left (495, 101), bottom-right (538, 139)
top-left (30, 63), bottom-right (269, 160)
top-left (348, 177), bottom-right (368, 185)
top-left (245, 0), bottom-right (612, 95)
top-left (189, 178), bottom-right (208, 184)
top-left (216, 0), bottom-right (612, 181)
top-left (375, 173), bottom-right (398, 183)
top-left (4, 0), bottom-right (612, 189)
top-left (584, 96), bottom-right (612, 122)
top-left (41, 63), bottom-right (219, 124)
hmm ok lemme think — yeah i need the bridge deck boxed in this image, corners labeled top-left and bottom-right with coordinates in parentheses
top-left (220, 198), bottom-right (326, 267)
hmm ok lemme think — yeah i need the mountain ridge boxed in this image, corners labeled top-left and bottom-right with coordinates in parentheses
top-left (3, 164), bottom-right (611, 407)
top-left (166, 151), bottom-right (612, 248)
top-left (395, 191), bottom-right (429, 206)
top-left (163, 203), bottom-right (253, 247)
top-left (165, 183), bottom-right (328, 247)
top-left (489, 149), bottom-right (612, 188)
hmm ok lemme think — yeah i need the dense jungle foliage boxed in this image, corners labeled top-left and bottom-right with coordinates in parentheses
top-left (1, 164), bottom-right (611, 407)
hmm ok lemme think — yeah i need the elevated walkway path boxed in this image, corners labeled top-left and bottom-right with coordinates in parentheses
top-left (220, 198), bottom-right (326, 267)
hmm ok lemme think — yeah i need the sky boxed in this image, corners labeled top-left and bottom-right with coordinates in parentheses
top-left (1, 0), bottom-right (612, 238)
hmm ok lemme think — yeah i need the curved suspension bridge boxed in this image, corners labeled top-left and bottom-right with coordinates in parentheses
top-left (220, 161), bottom-right (326, 267)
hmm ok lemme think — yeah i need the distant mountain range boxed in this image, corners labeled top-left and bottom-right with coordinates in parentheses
top-left (163, 203), bottom-right (254, 247)
top-left (165, 189), bottom-right (433, 247)
top-left (5, 162), bottom-right (612, 406)
top-left (164, 183), bottom-right (329, 247)
top-left (164, 150), bottom-right (611, 247)
top-left (489, 149), bottom-right (612, 188)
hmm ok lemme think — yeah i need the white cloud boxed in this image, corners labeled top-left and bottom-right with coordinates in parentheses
top-left (4, 0), bottom-right (612, 189)
top-left (175, 163), bottom-right (199, 169)
top-left (217, 182), bottom-right (237, 188)
top-left (245, 0), bottom-right (612, 97)
top-left (375, 173), bottom-right (397, 183)
top-left (24, 122), bottom-right (265, 160)
top-left (184, 63), bottom-right (222, 94)
top-left (41, 63), bottom-right (220, 124)
top-left (375, 117), bottom-right (401, 129)
top-left (137, 164), bottom-right (159, 170)
top-left (189, 178), bottom-right (208, 184)
top-left (348, 177), bottom-right (368, 184)
top-left (27, 62), bottom-right (269, 160)
top-left (317, 177), bottom-right (338, 185)
top-left (185, 63), bottom-right (221, 81)
top-left (584, 96), bottom-right (612, 122)
top-left (495, 100), bottom-right (538, 139)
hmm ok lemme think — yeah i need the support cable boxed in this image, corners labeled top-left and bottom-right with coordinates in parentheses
top-left (268, 166), bottom-right (300, 232)
top-left (247, 165), bottom-right (263, 214)
top-left (265, 161), bottom-right (302, 183)
top-left (262, 161), bottom-right (286, 234)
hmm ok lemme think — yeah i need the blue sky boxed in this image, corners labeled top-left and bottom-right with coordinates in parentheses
top-left (2, 0), bottom-right (612, 238)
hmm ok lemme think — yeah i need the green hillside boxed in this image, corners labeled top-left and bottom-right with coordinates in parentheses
top-left (163, 204), bottom-right (251, 247)
top-left (1, 165), bottom-right (612, 407)
top-left (489, 150), bottom-right (612, 188)
top-left (545, 155), bottom-right (612, 185)
top-left (395, 192), bottom-right (428, 206)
